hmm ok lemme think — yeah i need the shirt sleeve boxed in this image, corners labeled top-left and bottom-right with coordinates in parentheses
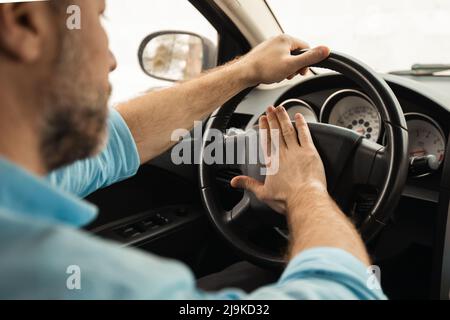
top-left (238, 248), bottom-right (387, 300)
top-left (47, 108), bottom-right (141, 198)
top-left (2, 212), bottom-right (387, 300)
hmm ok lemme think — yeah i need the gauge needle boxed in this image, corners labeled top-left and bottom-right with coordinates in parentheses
top-left (410, 149), bottom-right (426, 157)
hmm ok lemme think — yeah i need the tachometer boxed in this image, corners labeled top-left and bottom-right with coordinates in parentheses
top-left (406, 113), bottom-right (446, 176)
top-left (321, 89), bottom-right (381, 142)
top-left (280, 99), bottom-right (318, 123)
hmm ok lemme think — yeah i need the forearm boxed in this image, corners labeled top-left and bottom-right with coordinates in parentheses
top-left (116, 60), bottom-right (252, 164)
top-left (287, 187), bottom-right (371, 266)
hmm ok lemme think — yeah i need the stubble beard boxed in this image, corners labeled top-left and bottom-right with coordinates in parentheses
top-left (40, 32), bottom-right (111, 172)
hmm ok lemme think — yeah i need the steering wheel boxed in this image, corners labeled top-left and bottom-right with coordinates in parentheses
top-left (199, 50), bottom-right (409, 268)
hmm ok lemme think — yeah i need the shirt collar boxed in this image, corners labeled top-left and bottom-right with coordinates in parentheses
top-left (0, 157), bottom-right (97, 227)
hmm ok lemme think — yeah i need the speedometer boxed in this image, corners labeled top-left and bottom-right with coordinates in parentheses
top-left (406, 113), bottom-right (446, 173)
top-left (321, 89), bottom-right (381, 142)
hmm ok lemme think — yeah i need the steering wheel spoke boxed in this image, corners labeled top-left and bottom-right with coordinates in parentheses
top-left (331, 138), bottom-right (388, 222)
top-left (366, 146), bottom-right (390, 189)
top-left (225, 192), bottom-right (251, 225)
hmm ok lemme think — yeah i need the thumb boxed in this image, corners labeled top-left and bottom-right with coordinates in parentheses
top-left (231, 176), bottom-right (264, 196)
top-left (290, 46), bottom-right (330, 70)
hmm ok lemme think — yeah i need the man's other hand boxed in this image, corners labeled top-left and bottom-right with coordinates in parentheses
top-left (231, 106), bottom-right (328, 214)
top-left (238, 35), bottom-right (330, 86)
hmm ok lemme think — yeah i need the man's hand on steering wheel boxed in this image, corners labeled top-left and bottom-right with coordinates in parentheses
top-left (237, 35), bottom-right (330, 86)
top-left (231, 106), bottom-right (328, 215)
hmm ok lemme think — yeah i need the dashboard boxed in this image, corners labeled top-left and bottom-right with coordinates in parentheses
top-left (234, 73), bottom-right (450, 203)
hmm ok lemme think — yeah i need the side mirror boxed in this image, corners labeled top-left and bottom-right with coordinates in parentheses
top-left (138, 31), bottom-right (217, 82)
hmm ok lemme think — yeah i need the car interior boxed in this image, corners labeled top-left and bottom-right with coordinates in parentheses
top-left (85, 0), bottom-right (450, 300)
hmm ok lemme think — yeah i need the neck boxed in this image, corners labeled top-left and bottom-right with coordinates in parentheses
top-left (0, 86), bottom-right (47, 176)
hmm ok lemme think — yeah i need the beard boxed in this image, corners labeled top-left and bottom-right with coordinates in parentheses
top-left (40, 32), bottom-right (111, 172)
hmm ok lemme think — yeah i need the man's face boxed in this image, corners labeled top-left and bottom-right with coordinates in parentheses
top-left (41, 0), bottom-right (116, 171)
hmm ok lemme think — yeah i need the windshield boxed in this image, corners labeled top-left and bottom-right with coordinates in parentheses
top-left (267, 0), bottom-right (450, 72)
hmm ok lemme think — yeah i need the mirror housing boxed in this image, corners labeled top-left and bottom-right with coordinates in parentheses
top-left (138, 31), bottom-right (217, 82)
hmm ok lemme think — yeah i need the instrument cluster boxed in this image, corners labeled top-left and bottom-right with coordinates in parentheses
top-left (279, 89), bottom-right (447, 177)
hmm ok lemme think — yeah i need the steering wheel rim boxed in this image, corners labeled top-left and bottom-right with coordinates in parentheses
top-left (199, 51), bottom-right (409, 268)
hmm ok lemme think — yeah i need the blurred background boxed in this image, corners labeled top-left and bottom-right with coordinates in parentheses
top-left (104, 0), bottom-right (450, 105)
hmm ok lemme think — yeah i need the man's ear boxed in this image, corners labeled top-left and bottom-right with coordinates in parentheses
top-left (0, 2), bottom-right (54, 63)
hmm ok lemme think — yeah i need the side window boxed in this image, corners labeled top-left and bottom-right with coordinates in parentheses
top-left (104, 0), bottom-right (218, 105)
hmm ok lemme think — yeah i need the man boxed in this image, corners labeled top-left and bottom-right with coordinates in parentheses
top-left (0, 0), bottom-right (385, 299)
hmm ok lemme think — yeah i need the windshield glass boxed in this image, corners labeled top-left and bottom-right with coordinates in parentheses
top-left (267, 0), bottom-right (450, 72)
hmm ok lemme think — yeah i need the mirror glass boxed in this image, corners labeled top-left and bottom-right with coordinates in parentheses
top-left (141, 34), bottom-right (204, 82)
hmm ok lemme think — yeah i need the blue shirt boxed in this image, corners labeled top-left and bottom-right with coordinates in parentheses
top-left (0, 109), bottom-right (386, 300)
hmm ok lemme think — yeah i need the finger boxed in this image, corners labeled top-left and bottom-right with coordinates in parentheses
top-left (259, 115), bottom-right (271, 158)
top-left (288, 68), bottom-right (307, 80)
top-left (275, 106), bottom-right (299, 148)
top-left (284, 35), bottom-right (310, 51)
top-left (266, 106), bottom-right (286, 148)
top-left (298, 67), bottom-right (309, 76)
top-left (289, 46), bottom-right (330, 72)
top-left (231, 176), bottom-right (264, 197)
top-left (295, 113), bottom-right (314, 147)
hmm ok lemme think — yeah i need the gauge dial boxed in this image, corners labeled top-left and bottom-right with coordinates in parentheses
top-left (406, 114), bottom-right (446, 168)
top-left (326, 94), bottom-right (381, 142)
top-left (280, 99), bottom-right (318, 123)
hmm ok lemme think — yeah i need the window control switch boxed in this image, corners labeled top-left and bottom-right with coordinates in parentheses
top-left (117, 226), bottom-right (141, 239)
top-left (136, 220), bottom-right (158, 232)
top-left (154, 214), bottom-right (170, 225)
